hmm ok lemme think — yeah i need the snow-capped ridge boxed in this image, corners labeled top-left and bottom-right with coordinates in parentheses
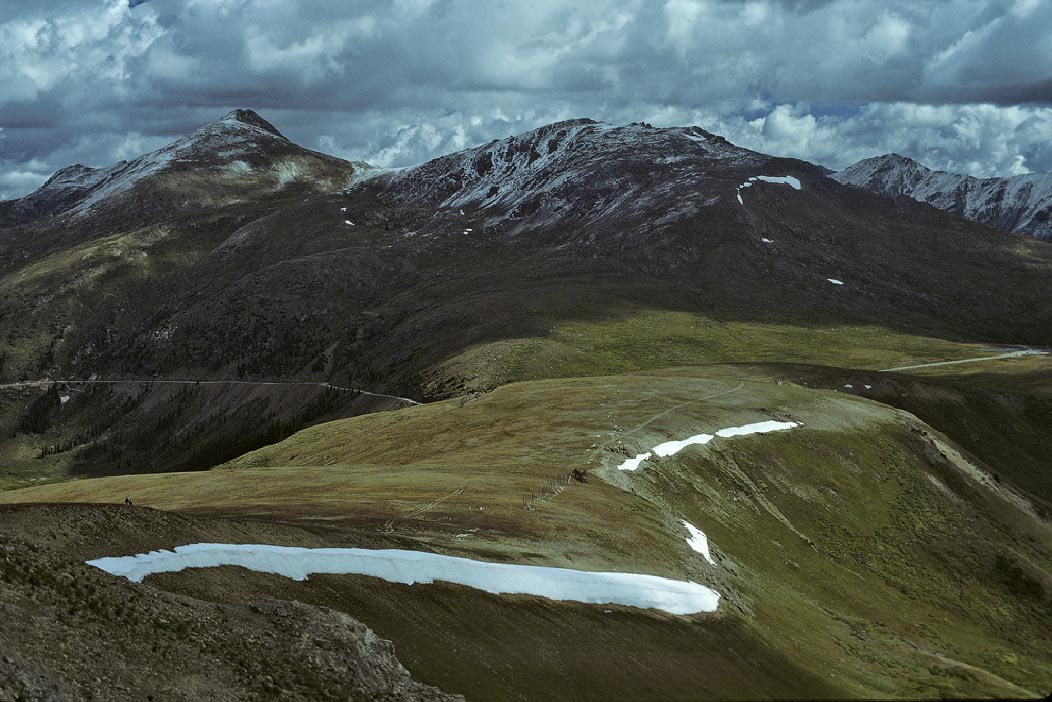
top-left (166, 109), bottom-right (290, 159)
top-left (17, 109), bottom-right (355, 218)
top-left (834, 154), bottom-right (1052, 240)
top-left (41, 163), bottom-right (108, 190)
top-left (379, 118), bottom-right (782, 243)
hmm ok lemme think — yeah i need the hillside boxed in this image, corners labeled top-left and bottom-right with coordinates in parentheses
top-left (2, 109), bottom-right (364, 225)
top-left (0, 503), bottom-right (457, 701)
top-left (0, 109), bottom-right (366, 274)
top-left (3, 113), bottom-right (1052, 478)
top-left (2, 110), bottom-right (1052, 699)
top-left (833, 154), bottom-right (1052, 240)
top-left (6, 367), bottom-right (1051, 699)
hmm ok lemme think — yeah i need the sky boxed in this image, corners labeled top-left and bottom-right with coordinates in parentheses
top-left (2, 0), bottom-right (1051, 200)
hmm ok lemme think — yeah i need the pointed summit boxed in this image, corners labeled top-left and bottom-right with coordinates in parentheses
top-left (12, 108), bottom-right (357, 221)
top-left (832, 152), bottom-right (932, 195)
top-left (869, 153), bottom-right (923, 168)
top-left (217, 109), bottom-right (285, 139)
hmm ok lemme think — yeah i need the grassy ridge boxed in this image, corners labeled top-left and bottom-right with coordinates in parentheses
top-left (428, 310), bottom-right (992, 393)
top-left (5, 368), bottom-right (1050, 698)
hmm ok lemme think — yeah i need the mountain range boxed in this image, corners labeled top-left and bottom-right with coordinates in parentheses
top-left (1, 110), bottom-right (1051, 700)
top-left (834, 153), bottom-right (1052, 240)
top-left (3, 109), bottom-right (1050, 474)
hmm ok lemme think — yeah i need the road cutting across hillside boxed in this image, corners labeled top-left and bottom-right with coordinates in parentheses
top-left (0, 378), bottom-right (420, 405)
top-left (879, 347), bottom-right (1048, 372)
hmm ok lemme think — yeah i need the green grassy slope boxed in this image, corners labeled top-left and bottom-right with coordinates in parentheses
top-left (5, 368), bottom-right (1050, 699)
top-left (424, 309), bottom-right (997, 394)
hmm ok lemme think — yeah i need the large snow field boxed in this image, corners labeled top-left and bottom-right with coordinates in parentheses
top-left (88, 543), bottom-right (720, 615)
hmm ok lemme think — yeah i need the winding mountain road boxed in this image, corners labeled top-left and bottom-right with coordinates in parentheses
top-left (0, 378), bottom-right (421, 405)
top-left (879, 348), bottom-right (1048, 373)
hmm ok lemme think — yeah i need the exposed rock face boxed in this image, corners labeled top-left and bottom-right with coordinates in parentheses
top-left (833, 153), bottom-right (1052, 240)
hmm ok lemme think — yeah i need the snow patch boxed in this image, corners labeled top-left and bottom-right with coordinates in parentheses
top-left (225, 160), bottom-right (251, 174)
top-left (755, 175), bottom-right (801, 189)
top-left (682, 521), bottom-right (716, 566)
top-left (344, 220), bottom-right (355, 226)
top-left (275, 160), bottom-right (302, 188)
top-left (714, 420), bottom-right (799, 438)
top-left (653, 433), bottom-right (715, 457)
top-left (761, 238), bottom-right (773, 243)
top-left (736, 175), bottom-right (802, 205)
top-left (87, 544), bottom-right (721, 615)
top-left (827, 278), bottom-right (844, 285)
top-left (618, 420), bottom-right (799, 471)
top-left (617, 451), bottom-right (653, 471)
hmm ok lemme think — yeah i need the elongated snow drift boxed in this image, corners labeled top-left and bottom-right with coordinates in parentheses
top-left (618, 420), bottom-right (799, 471)
top-left (87, 543), bottom-right (720, 615)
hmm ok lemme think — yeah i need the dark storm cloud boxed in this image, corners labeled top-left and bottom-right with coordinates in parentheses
top-left (2, 0), bottom-right (1051, 199)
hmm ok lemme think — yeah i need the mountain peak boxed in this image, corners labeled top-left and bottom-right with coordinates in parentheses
top-left (216, 109), bottom-right (285, 138)
top-left (847, 153), bottom-right (928, 172)
top-left (379, 117), bottom-right (791, 245)
top-left (875, 153), bottom-right (922, 166)
top-left (13, 108), bottom-right (356, 221)
top-left (41, 163), bottom-right (104, 189)
top-left (835, 153), bottom-right (1052, 240)
top-left (833, 153), bottom-right (931, 185)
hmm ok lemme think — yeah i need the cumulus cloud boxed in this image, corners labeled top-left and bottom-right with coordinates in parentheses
top-left (1, 0), bottom-right (1051, 198)
top-left (702, 102), bottom-right (1052, 175)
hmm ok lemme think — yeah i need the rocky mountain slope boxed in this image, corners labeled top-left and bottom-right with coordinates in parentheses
top-left (378, 120), bottom-right (796, 247)
top-left (1, 111), bottom-right (1051, 477)
top-left (19, 109), bottom-right (366, 221)
top-left (0, 503), bottom-right (458, 701)
top-left (833, 153), bottom-right (1052, 240)
top-left (0, 109), bottom-right (366, 267)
